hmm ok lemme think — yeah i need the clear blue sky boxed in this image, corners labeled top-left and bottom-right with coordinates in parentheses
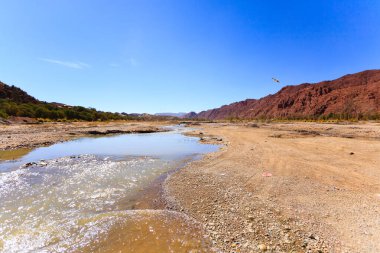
top-left (0, 0), bottom-right (379, 113)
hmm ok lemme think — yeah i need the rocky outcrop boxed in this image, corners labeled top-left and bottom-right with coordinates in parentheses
top-left (183, 111), bottom-right (198, 119)
top-left (195, 70), bottom-right (380, 119)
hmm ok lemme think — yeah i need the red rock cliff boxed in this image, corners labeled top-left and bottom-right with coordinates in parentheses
top-left (195, 70), bottom-right (380, 119)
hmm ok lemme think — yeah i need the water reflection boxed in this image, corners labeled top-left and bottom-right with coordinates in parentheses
top-left (0, 127), bottom-right (219, 252)
top-left (0, 131), bottom-right (217, 172)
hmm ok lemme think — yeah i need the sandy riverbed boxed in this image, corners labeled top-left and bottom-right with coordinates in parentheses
top-left (1, 121), bottom-right (380, 252)
top-left (165, 121), bottom-right (380, 252)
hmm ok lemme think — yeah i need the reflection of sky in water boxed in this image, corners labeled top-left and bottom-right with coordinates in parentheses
top-left (0, 129), bottom-right (219, 252)
top-left (0, 131), bottom-right (218, 172)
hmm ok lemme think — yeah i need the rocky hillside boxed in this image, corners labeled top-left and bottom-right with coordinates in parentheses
top-left (0, 81), bottom-right (129, 121)
top-left (195, 70), bottom-right (380, 120)
top-left (0, 81), bottom-right (39, 104)
top-left (0, 81), bottom-right (178, 122)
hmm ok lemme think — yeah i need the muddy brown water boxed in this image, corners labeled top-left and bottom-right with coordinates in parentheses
top-left (0, 148), bottom-right (32, 161)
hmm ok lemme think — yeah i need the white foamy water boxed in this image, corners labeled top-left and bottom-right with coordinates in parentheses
top-left (0, 129), bottom-right (219, 252)
top-left (0, 155), bottom-right (177, 252)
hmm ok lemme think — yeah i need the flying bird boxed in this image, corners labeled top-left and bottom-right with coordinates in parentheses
top-left (272, 77), bottom-right (280, 83)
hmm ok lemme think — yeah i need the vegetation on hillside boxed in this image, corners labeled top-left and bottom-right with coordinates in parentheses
top-left (0, 99), bottom-right (129, 121)
top-left (0, 82), bottom-right (138, 121)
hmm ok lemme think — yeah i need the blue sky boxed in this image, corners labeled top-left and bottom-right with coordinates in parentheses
top-left (0, 0), bottom-right (379, 113)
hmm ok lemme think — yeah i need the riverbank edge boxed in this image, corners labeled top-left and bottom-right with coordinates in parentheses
top-left (161, 127), bottom-right (228, 251)
top-left (0, 121), bottom-right (170, 151)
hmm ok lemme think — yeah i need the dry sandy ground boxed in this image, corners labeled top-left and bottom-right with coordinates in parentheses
top-left (0, 121), bottom-right (167, 150)
top-left (165, 122), bottom-right (380, 253)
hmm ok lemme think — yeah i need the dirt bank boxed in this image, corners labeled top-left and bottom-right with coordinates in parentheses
top-left (165, 122), bottom-right (380, 252)
top-left (0, 121), bottom-right (168, 151)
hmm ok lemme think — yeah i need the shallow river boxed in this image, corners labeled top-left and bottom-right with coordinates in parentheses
top-left (0, 126), bottom-right (218, 252)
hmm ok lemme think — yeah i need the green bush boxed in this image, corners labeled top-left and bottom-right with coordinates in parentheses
top-left (0, 109), bottom-right (8, 118)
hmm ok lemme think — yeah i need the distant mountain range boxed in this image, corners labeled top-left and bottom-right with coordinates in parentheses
top-left (189, 70), bottom-right (380, 120)
top-left (154, 112), bottom-right (187, 118)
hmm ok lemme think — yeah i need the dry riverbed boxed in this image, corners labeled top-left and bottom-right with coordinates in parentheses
top-left (165, 121), bottom-right (380, 253)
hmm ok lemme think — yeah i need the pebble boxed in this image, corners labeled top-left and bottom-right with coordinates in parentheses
top-left (308, 233), bottom-right (319, 240)
top-left (23, 162), bottom-right (37, 168)
top-left (258, 244), bottom-right (267, 251)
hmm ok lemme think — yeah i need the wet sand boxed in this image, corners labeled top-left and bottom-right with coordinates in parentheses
top-left (80, 210), bottom-right (214, 253)
top-left (165, 121), bottom-right (380, 252)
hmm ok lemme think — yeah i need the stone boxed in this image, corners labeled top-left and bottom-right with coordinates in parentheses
top-left (308, 233), bottom-right (318, 240)
top-left (258, 244), bottom-right (267, 251)
top-left (23, 162), bottom-right (37, 168)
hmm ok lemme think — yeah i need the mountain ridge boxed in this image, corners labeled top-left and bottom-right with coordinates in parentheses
top-left (193, 70), bottom-right (380, 120)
